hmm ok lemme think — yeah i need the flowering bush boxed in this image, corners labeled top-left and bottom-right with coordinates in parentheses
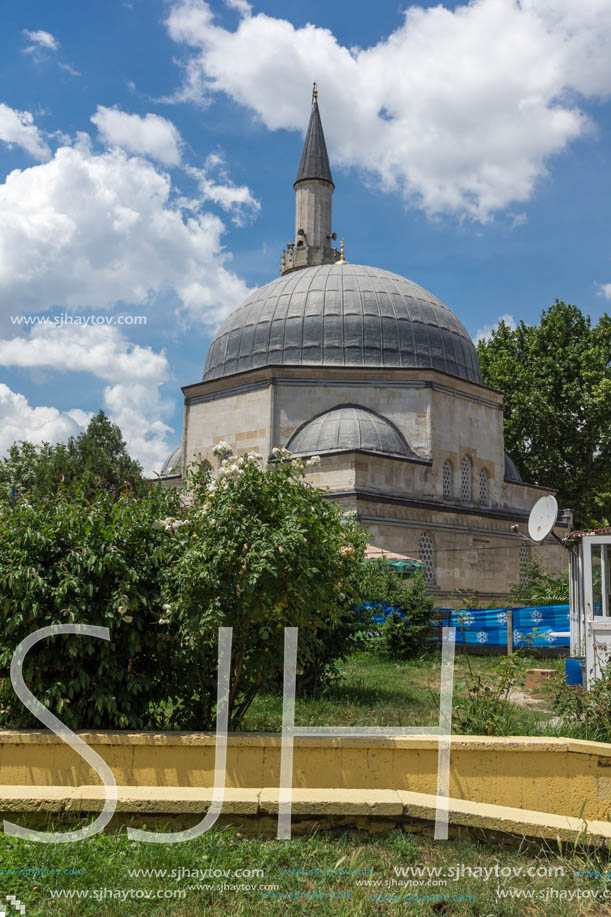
top-left (161, 447), bottom-right (367, 727)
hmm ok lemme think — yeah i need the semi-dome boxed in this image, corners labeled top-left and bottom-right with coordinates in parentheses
top-left (160, 445), bottom-right (181, 477)
top-left (203, 263), bottom-right (482, 384)
top-left (504, 452), bottom-right (522, 483)
top-left (286, 404), bottom-right (417, 458)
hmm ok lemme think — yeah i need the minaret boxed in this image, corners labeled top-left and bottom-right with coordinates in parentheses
top-left (281, 84), bottom-right (340, 275)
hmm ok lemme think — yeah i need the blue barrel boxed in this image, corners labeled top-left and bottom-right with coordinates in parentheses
top-left (565, 657), bottom-right (584, 686)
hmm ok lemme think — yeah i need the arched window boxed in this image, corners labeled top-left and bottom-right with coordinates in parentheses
top-left (479, 468), bottom-right (489, 505)
top-left (461, 456), bottom-right (472, 502)
top-left (419, 533), bottom-right (435, 585)
top-left (519, 544), bottom-right (530, 584)
top-left (442, 460), bottom-right (453, 500)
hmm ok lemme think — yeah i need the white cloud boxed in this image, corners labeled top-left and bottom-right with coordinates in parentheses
top-left (225, 0), bottom-right (251, 16)
top-left (0, 138), bottom-right (251, 326)
top-left (510, 212), bottom-right (528, 230)
top-left (187, 153), bottom-right (259, 224)
top-left (23, 29), bottom-right (59, 53)
top-left (91, 106), bottom-right (183, 166)
top-left (104, 382), bottom-right (173, 474)
top-left (474, 313), bottom-right (517, 344)
top-left (0, 324), bottom-right (174, 473)
top-left (58, 61), bottom-right (81, 77)
top-left (0, 323), bottom-right (168, 384)
top-left (0, 383), bottom-right (89, 455)
top-left (598, 282), bottom-right (611, 300)
top-left (166, 0), bottom-right (611, 221)
top-left (0, 103), bottom-right (50, 160)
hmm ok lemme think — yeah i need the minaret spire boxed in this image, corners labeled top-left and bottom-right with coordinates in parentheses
top-left (281, 85), bottom-right (340, 275)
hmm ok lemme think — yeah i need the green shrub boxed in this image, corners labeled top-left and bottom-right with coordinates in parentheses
top-left (509, 561), bottom-right (569, 606)
top-left (551, 665), bottom-right (611, 743)
top-left (356, 563), bottom-right (434, 660)
top-left (453, 652), bottom-right (524, 736)
top-left (0, 484), bottom-right (189, 730)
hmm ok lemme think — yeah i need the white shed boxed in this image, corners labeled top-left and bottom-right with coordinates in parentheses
top-left (567, 528), bottom-right (611, 687)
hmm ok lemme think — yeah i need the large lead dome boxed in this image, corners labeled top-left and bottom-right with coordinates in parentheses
top-left (203, 263), bottom-right (482, 384)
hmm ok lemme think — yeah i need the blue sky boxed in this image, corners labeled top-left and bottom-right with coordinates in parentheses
top-left (1, 0), bottom-right (610, 472)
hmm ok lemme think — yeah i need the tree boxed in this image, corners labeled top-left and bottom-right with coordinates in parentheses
top-left (477, 301), bottom-right (611, 528)
top-left (0, 411), bottom-right (143, 501)
top-left (161, 445), bottom-right (368, 728)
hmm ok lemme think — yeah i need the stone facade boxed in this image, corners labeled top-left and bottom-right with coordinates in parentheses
top-left (180, 364), bottom-right (570, 606)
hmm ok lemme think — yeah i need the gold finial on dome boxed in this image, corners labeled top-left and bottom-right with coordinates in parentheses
top-left (338, 239), bottom-right (346, 263)
top-left (312, 82), bottom-right (318, 104)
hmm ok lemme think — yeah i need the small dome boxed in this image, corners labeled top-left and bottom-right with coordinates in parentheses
top-left (504, 452), bottom-right (522, 483)
top-left (203, 263), bottom-right (482, 384)
top-left (160, 445), bottom-right (182, 477)
top-left (286, 404), bottom-right (417, 458)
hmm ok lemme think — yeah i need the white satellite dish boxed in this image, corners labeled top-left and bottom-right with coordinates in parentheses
top-left (527, 494), bottom-right (558, 542)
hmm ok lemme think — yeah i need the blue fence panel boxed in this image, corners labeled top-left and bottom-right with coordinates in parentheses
top-left (361, 601), bottom-right (402, 625)
top-left (437, 605), bottom-right (570, 648)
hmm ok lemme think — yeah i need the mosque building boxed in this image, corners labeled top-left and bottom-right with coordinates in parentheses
top-left (160, 86), bottom-right (570, 606)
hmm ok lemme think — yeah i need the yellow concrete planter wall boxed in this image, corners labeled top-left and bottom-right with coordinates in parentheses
top-left (1, 731), bottom-right (610, 843)
top-left (1, 731), bottom-right (610, 819)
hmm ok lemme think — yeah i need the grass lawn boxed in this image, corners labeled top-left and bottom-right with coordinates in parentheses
top-left (3, 820), bottom-right (611, 915)
top-left (241, 648), bottom-right (561, 735)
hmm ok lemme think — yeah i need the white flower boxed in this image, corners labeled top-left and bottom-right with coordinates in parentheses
top-left (123, 616), bottom-right (133, 624)
top-left (212, 441), bottom-right (232, 458)
top-left (306, 455), bottom-right (321, 466)
top-left (162, 604), bottom-right (171, 613)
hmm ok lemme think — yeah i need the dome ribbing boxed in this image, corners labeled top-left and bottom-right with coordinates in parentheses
top-left (203, 263), bottom-right (482, 384)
